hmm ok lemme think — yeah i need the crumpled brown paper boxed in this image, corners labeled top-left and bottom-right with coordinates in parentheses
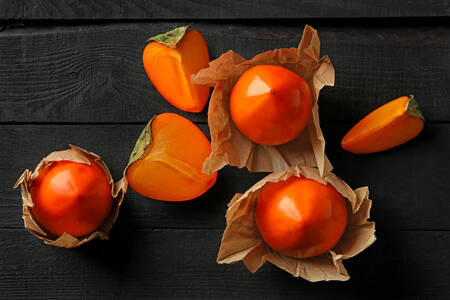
top-left (217, 165), bottom-right (376, 281)
top-left (192, 25), bottom-right (335, 177)
top-left (13, 145), bottom-right (127, 248)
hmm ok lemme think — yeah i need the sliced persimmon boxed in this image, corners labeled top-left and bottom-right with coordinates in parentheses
top-left (341, 95), bottom-right (425, 154)
top-left (143, 26), bottom-right (210, 112)
top-left (125, 113), bottom-right (217, 201)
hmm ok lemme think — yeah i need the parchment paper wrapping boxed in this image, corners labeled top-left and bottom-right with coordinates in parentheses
top-left (192, 25), bottom-right (334, 177)
top-left (13, 145), bottom-right (127, 248)
top-left (217, 165), bottom-right (376, 281)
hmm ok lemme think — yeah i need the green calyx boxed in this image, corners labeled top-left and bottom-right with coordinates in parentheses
top-left (125, 117), bottom-right (155, 173)
top-left (404, 95), bottom-right (425, 120)
top-left (148, 25), bottom-right (190, 48)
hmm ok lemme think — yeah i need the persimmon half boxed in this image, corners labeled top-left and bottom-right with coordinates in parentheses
top-left (341, 95), bottom-right (425, 154)
top-left (255, 175), bottom-right (348, 259)
top-left (229, 65), bottom-right (313, 145)
top-left (125, 113), bottom-right (217, 201)
top-left (30, 159), bottom-right (113, 237)
top-left (143, 26), bottom-right (210, 112)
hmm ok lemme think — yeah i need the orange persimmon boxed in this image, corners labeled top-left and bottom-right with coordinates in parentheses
top-left (30, 159), bottom-right (113, 237)
top-left (143, 26), bottom-right (210, 112)
top-left (255, 175), bottom-right (348, 259)
top-left (341, 95), bottom-right (425, 154)
top-left (229, 65), bottom-right (312, 145)
top-left (125, 113), bottom-right (217, 201)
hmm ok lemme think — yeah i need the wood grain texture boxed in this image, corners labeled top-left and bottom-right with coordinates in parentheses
top-left (1, 228), bottom-right (449, 299)
top-left (0, 22), bottom-right (449, 123)
top-left (0, 11), bottom-right (449, 299)
top-left (3, 123), bottom-right (449, 230)
top-left (0, 0), bottom-right (449, 19)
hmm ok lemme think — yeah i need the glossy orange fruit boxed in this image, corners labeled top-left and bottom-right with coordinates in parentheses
top-left (255, 175), bottom-right (348, 259)
top-left (143, 26), bottom-right (210, 112)
top-left (229, 65), bottom-right (312, 145)
top-left (341, 95), bottom-right (424, 154)
top-left (30, 159), bottom-right (112, 237)
top-left (125, 113), bottom-right (217, 201)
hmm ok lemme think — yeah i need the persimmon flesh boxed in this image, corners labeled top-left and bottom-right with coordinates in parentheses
top-left (126, 113), bottom-right (217, 201)
top-left (30, 159), bottom-right (113, 237)
top-left (341, 95), bottom-right (424, 154)
top-left (143, 29), bottom-right (210, 112)
top-left (255, 176), bottom-right (348, 259)
top-left (230, 65), bottom-right (312, 145)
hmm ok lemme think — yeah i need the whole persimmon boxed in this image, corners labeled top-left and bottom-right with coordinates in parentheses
top-left (143, 26), bottom-right (210, 112)
top-left (30, 159), bottom-right (113, 237)
top-left (230, 65), bottom-right (312, 145)
top-left (125, 113), bottom-right (217, 201)
top-left (255, 175), bottom-right (348, 259)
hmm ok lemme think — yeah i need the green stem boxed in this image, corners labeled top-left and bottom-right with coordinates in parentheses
top-left (124, 116), bottom-right (155, 173)
top-left (148, 25), bottom-right (190, 48)
top-left (404, 95), bottom-right (425, 120)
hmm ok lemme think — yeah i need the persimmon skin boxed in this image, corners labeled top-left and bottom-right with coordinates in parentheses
top-left (229, 65), bottom-right (312, 145)
top-left (255, 176), bottom-right (348, 259)
top-left (341, 96), bottom-right (424, 154)
top-left (126, 113), bottom-right (217, 201)
top-left (30, 159), bottom-right (113, 237)
top-left (143, 30), bottom-right (210, 112)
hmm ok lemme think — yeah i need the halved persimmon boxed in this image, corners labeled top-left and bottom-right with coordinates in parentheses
top-left (229, 65), bottom-right (312, 145)
top-left (143, 26), bottom-right (210, 112)
top-left (125, 113), bottom-right (217, 201)
top-left (341, 95), bottom-right (424, 154)
top-left (255, 175), bottom-right (348, 259)
top-left (30, 159), bottom-right (113, 237)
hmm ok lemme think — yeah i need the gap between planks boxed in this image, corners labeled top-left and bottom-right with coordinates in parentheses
top-left (0, 121), bottom-right (448, 126)
top-left (0, 227), bottom-right (449, 232)
top-left (1, 17), bottom-right (450, 28)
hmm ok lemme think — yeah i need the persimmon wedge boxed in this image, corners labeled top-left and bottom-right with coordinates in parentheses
top-left (341, 95), bottom-right (425, 154)
top-left (255, 175), bottom-right (348, 259)
top-left (143, 26), bottom-right (210, 112)
top-left (230, 65), bottom-right (312, 145)
top-left (125, 113), bottom-right (217, 201)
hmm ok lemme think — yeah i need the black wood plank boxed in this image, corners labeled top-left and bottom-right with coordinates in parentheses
top-left (3, 123), bottom-right (449, 230)
top-left (0, 22), bottom-right (449, 123)
top-left (0, 0), bottom-right (449, 19)
top-left (0, 228), bottom-right (449, 299)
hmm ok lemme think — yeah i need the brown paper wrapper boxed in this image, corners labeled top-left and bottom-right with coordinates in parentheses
top-left (217, 165), bottom-right (376, 281)
top-left (192, 25), bottom-right (335, 176)
top-left (13, 145), bottom-right (127, 248)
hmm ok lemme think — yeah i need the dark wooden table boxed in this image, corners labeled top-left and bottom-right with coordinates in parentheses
top-left (1, 1), bottom-right (449, 299)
